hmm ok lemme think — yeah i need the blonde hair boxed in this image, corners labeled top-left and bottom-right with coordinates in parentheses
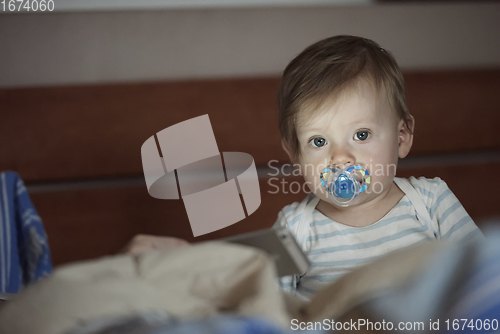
top-left (278, 35), bottom-right (411, 162)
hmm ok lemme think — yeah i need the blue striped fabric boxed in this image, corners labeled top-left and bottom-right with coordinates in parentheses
top-left (0, 171), bottom-right (52, 293)
top-left (444, 227), bottom-right (500, 325)
top-left (274, 177), bottom-right (482, 301)
top-left (354, 226), bottom-right (500, 332)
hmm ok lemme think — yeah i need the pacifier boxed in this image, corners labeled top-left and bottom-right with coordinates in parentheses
top-left (319, 165), bottom-right (371, 207)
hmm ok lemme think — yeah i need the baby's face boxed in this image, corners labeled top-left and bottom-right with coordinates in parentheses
top-left (295, 82), bottom-right (404, 207)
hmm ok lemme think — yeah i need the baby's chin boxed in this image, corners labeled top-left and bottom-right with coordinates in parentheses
top-left (319, 197), bottom-right (365, 210)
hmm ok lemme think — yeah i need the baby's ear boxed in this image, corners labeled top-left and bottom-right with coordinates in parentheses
top-left (398, 115), bottom-right (414, 159)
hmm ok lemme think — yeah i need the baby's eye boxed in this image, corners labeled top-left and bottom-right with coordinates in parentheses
top-left (354, 131), bottom-right (370, 141)
top-left (310, 137), bottom-right (327, 148)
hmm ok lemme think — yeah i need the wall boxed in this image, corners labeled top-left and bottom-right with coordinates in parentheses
top-left (0, 2), bottom-right (499, 87)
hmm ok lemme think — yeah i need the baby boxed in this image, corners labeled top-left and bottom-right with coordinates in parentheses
top-left (273, 35), bottom-right (482, 300)
top-left (124, 35), bottom-right (483, 303)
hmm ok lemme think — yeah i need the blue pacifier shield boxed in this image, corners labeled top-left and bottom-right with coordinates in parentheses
top-left (334, 174), bottom-right (355, 199)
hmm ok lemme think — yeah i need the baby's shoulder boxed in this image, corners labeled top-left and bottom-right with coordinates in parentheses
top-left (401, 176), bottom-right (450, 207)
top-left (406, 176), bottom-right (448, 192)
top-left (273, 194), bottom-right (315, 229)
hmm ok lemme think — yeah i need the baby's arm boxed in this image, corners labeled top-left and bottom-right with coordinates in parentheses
top-left (273, 207), bottom-right (301, 295)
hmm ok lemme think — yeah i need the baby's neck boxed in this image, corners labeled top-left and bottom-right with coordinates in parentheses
top-left (315, 181), bottom-right (404, 228)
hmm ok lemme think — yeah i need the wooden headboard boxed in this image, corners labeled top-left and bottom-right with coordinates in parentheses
top-left (1, 69), bottom-right (499, 266)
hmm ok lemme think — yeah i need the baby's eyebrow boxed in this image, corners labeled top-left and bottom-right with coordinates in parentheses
top-left (296, 123), bottom-right (322, 133)
top-left (347, 118), bottom-right (375, 125)
top-left (297, 129), bottom-right (326, 139)
top-left (298, 118), bottom-right (376, 135)
top-left (300, 127), bottom-right (323, 133)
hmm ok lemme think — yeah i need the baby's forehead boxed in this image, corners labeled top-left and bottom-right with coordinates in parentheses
top-left (296, 90), bottom-right (395, 132)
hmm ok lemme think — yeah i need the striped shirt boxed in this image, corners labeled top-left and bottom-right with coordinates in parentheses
top-left (273, 177), bottom-right (483, 301)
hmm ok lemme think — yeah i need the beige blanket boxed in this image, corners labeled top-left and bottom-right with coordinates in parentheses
top-left (0, 240), bottom-right (444, 334)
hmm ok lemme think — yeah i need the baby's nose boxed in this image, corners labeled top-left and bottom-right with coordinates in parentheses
top-left (330, 148), bottom-right (355, 167)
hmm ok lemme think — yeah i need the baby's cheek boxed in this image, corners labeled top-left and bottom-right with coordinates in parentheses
top-left (304, 174), bottom-right (329, 198)
top-left (303, 173), bottom-right (317, 192)
top-left (367, 164), bottom-right (394, 196)
top-left (363, 161), bottom-right (396, 195)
